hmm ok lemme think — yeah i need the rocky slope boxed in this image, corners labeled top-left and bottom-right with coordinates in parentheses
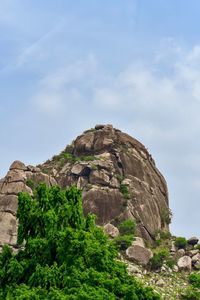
top-left (0, 124), bottom-right (170, 249)
top-left (118, 234), bottom-right (200, 299)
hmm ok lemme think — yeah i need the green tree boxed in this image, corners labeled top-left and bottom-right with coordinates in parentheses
top-left (0, 183), bottom-right (160, 299)
top-left (174, 237), bottom-right (187, 249)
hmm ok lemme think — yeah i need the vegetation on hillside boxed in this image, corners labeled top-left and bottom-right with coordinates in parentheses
top-left (114, 219), bottom-right (136, 251)
top-left (0, 184), bottom-right (160, 299)
top-left (181, 272), bottom-right (200, 299)
top-left (39, 143), bottom-right (100, 174)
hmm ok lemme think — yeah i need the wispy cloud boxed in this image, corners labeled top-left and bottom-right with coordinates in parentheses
top-left (0, 19), bottom-right (65, 73)
top-left (31, 55), bottom-right (98, 116)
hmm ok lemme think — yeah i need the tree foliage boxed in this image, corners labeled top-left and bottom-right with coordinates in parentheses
top-left (0, 183), bottom-right (160, 299)
top-left (174, 237), bottom-right (187, 249)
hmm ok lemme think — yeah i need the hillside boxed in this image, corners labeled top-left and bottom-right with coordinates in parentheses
top-left (0, 124), bottom-right (199, 299)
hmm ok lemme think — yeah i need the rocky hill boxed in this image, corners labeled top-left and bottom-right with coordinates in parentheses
top-left (0, 124), bottom-right (170, 249)
top-left (41, 124), bottom-right (170, 242)
top-left (1, 124), bottom-right (200, 299)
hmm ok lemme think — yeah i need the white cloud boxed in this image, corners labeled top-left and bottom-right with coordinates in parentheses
top-left (32, 93), bottom-right (64, 115)
top-left (31, 43), bottom-right (200, 126)
top-left (31, 55), bottom-right (97, 116)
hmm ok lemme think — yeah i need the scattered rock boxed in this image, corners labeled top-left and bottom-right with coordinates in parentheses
top-left (161, 266), bottom-right (166, 272)
top-left (171, 241), bottom-right (176, 252)
top-left (127, 264), bottom-right (141, 275)
top-left (156, 279), bottom-right (165, 287)
top-left (188, 249), bottom-right (199, 257)
top-left (132, 237), bottom-right (145, 248)
top-left (103, 223), bottom-right (119, 238)
top-left (191, 253), bottom-right (200, 263)
top-left (177, 249), bottom-right (185, 257)
top-left (173, 265), bottom-right (179, 272)
top-left (177, 256), bottom-right (192, 271)
top-left (188, 236), bottom-right (199, 246)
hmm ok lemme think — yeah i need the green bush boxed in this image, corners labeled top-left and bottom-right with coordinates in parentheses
top-left (119, 184), bottom-right (130, 199)
top-left (115, 174), bottom-right (124, 183)
top-left (119, 219), bottom-right (136, 235)
top-left (159, 231), bottom-right (171, 240)
top-left (181, 287), bottom-right (200, 300)
top-left (0, 184), bottom-right (160, 300)
top-left (181, 272), bottom-right (200, 299)
top-left (175, 237), bottom-right (187, 249)
top-left (195, 244), bottom-right (200, 250)
top-left (155, 239), bottom-right (161, 247)
top-left (113, 219), bottom-right (136, 250)
top-left (188, 273), bottom-right (200, 288)
top-left (113, 234), bottom-right (133, 250)
top-left (80, 155), bottom-right (98, 161)
top-left (149, 248), bottom-right (169, 270)
top-left (165, 258), bottom-right (176, 269)
top-left (26, 179), bottom-right (35, 190)
top-left (160, 208), bottom-right (172, 226)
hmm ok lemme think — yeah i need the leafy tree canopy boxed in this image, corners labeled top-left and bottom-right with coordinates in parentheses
top-left (0, 183), bottom-right (160, 299)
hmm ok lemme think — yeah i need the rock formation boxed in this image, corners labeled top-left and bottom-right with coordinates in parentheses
top-left (0, 161), bottom-right (56, 250)
top-left (0, 124), bottom-right (170, 248)
top-left (41, 124), bottom-right (170, 242)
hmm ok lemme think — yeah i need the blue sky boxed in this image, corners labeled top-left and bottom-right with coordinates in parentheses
top-left (1, 0), bottom-right (200, 238)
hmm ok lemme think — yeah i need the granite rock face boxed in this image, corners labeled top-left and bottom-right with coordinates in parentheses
top-left (0, 124), bottom-right (170, 247)
top-left (41, 124), bottom-right (170, 242)
top-left (0, 161), bottom-right (56, 250)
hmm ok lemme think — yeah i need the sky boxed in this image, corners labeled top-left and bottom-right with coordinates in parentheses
top-left (1, 0), bottom-right (200, 238)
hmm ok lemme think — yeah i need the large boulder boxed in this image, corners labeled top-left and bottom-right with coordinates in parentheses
top-left (126, 245), bottom-right (153, 265)
top-left (188, 237), bottom-right (199, 246)
top-left (177, 256), bottom-right (192, 272)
